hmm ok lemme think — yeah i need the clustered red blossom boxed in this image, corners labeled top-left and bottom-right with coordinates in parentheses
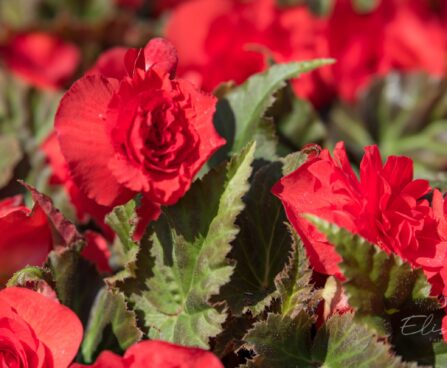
top-left (0, 288), bottom-right (222, 367)
top-left (71, 341), bottom-right (223, 368)
top-left (166, 0), bottom-right (447, 104)
top-left (54, 37), bottom-right (224, 239)
top-left (0, 35), bottom-right (228, 366)
top-left (273, 143), bottom-right (447, 292)
top-left (0, 37), bottom-right (224, 279)
top-left (272, 143), bottom-right (447, 338)
top-left (0, 287), bottom-right (83, 367)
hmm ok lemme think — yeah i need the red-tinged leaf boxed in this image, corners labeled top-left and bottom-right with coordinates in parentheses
top-left (20, 181), bottom-right (83, 249)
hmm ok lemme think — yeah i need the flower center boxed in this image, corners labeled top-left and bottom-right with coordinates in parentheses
top-left (0, 348), bottom-right (20, 368)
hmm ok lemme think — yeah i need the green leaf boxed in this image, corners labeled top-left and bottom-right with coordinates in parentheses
top-left (309, 216), bottom-right (440, 336)
top-left (312, 314), bottom-right (416, 368)
top-left (310, 217), bottom-right (446, 366)
top-left (275, 226), bottom-right (317, 318)
top-left (0, 135), bottom-right (22, 189)
top-left (220, 161), bottom-right (291, 315)
top-left (105, 200), bottom-right (144, 286)
top-left (212, 60), bottom-right (333, 163)
top-left (0, 0), bottom-right (40, 27)
top-left (243, 313), bottom-right (415, 368)
top-left (433, 342), bottom-right (447, 368)
top-left (277, 97), bottom-right (326, 153)
top-left (0, 71), bottom-right (29, 137)
top-left (243, 312), bottom-right (313, 367)
top-left (281, 146), bottom-right (318, 176)
top-left (82, 288), bottom-right (142, 363)
top-left (118, 142), bottom-right (256, 348)
top-left (48, 246), bottom-right (83, 307)
top-left (0, 71), bottom-right (62, 150)
top-left (305, 0), bottom-right (333, 15)
top-left (253, 117), bottom-right (278, 161)
top-left (106, 199), bottom-right (138, 255)
top-left (277, 0), bottom-right (334, 15)
top-left (44, 0), bottom-right (114, 21)
top-left (352, 0), bottom-right (379, 13)
top-left (213, 314), bottom-right (255, 359)
top-left (230, 61), bottom-right (332, 153)
top-left (6, 266), bottom-right (53, 290)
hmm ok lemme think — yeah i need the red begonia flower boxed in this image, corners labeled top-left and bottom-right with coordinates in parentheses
top-left (0, 287), bottom-right (83, 368)
top-left (327, 0), bottom-right (446, 101)
top-left (82, 231), bottom-right (112, 273)
top-left (0, 196), bottom-right (52, 284)
top-left (0, 32), bottom-right (80, 90)
top-left (278, 6), bottom-right (334, 106)
top-left (71, 340), bottom-right (223, 368)
top-left (55, 38), bottom-right (224, 222)
top-left (272, 143), bottom-right (447, 293)
top-left (155, 0), bottom-right (189, 13)
top-left (165, 0), bottom-right (332, 106)
top-left (433, 189), bottom-right (447, 241)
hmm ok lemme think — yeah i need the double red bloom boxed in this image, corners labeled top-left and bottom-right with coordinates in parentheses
top-left (54, 38), bottom-right (225, 236)
top-left (72, 340), bottom-right (223, 368)
top-left (273, 143), bottom-right (447, 294)
top-left (0, 287), bottom-right (223, 367)
top-left (0, 287), bottom-right (83, 367)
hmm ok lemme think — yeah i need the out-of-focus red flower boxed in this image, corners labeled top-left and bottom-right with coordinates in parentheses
top-left (82, 231), bottom-right (112, 273)
top-left (327, 0), bottom-right (447, 101)
top-left (55, 38), bottom-right (224, 238)
top-left (156, 0), bottom-right (189, 11)
top-left (165, 0), bottom-right (332, 107)
top-left (381, 0), bottom-right (446, 75)
top-left (0, 196), bottom-right (52, 284)
top-left (71, 340), bottom-right (223, 368)
top-left (0, 287), bottom-right (83, 367)
top-left (278, 6), bottom-right (334, 106)
top-left (272, 143), bottom-right (447, 293)
top-left (0, 32), bottom-right (80, 90)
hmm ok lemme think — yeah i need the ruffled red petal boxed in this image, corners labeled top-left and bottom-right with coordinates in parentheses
top-left (0, 287), bottom-right (83, 368)
top-left (55, 74), bottom-right (135, 207)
